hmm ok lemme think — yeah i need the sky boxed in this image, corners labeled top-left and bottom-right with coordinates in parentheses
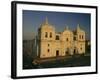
top-left (23, 10), bottom-right (90, 40)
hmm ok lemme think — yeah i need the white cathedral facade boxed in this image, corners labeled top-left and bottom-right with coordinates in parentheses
top-left (34, 18), bottom-right (85, 58)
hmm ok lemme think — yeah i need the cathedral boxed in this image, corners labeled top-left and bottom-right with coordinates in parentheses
top-left (35, 18), bottom-right (85, 58)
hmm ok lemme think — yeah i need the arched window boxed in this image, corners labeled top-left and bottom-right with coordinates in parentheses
top-left (79, 35), bottom-right (81, 39)
top-left (45, 32), bottom-right (48, 38)
top-left (82, 35), bottom-right (84, 39)
top-left (48, 44), bottom-right (50, 46)
top-left (56, 35), bottom-right (59, 40)
top-left (50, 32), bottom-right (52, 38)
top-left (48, 49), bottom-right (50, 52)
top-left (66, 38), bottom-right (68, 41)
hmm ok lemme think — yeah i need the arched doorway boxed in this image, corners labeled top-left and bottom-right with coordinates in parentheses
top-left (56, 50), bottom-right (59, 56)
top-left (65, 48), bottom-right (69, 55)
top-left (74, 47), bottom-right (77, 54)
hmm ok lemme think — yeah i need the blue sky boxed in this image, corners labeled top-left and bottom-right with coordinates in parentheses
top-left (23, 10), bottom-right (90, 40)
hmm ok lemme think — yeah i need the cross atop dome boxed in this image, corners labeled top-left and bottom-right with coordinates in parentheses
top-left (65, 26), bottom-right (69, 30)
top-left (45, 16), bottom-right (48, 24)
top-left (77, 24), bottom-right (80, 30)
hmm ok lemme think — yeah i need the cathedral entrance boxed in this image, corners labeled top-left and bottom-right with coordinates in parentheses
top-left (74, 49), bottom-right (76, 54)
top-left (56, 50), bottom-right (59, 56)
top-left (65, 48), bottom-right (69, 55)
top-left (65, 51), bottom-right (69, 55)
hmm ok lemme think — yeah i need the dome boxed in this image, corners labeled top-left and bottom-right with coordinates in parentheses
top-left (62, 26), bottom-right (73, 35)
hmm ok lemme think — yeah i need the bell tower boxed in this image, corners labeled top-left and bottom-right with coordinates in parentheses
top-left (75, 24), bottom-right (85, 54)
top-left (38, 17), bottom-right (55, 58)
